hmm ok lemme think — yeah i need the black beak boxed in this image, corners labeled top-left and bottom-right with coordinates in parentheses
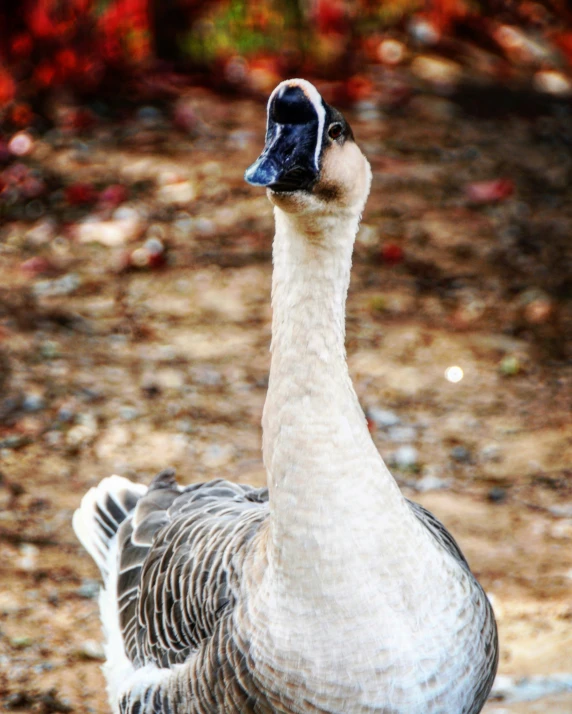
top-left (245, 83), bottom-right (324, 193)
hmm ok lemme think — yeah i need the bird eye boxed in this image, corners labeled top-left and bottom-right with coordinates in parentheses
top-left (328, 123), bottom-right (343, 140)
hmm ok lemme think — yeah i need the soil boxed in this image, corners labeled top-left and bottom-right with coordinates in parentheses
top-left (0, 86), bottom-right (571, 713)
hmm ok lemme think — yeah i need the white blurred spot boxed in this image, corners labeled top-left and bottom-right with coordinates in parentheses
top-left (445, 366), bottom-right (463, 383)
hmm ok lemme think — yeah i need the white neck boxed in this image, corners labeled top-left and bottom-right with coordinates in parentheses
top-left (262, 206), bottom-right (409, 595)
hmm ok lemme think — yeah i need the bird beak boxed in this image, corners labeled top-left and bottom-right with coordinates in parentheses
top-left (245, 80), bottom-right (325, 193)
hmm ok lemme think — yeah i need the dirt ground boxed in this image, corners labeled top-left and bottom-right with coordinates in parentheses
top-left (0, 86), bottom-right (571, 712)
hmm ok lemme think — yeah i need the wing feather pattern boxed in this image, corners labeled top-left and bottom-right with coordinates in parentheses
top-left (115, 469), bottom-right (268, 670)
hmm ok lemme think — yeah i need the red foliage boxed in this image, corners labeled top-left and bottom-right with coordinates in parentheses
top-left (65, 183), bottom-right (98, 205)
top-left (0, 69), bottom-right (16, 106)
top-left (381, 244), bottom-right (404, 265)
top-left (10, 34), bottom-right (33, 59)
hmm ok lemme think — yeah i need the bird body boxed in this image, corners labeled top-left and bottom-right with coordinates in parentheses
top-left (74, 78), bottom-right (498, 714)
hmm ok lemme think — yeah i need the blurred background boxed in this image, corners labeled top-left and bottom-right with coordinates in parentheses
top-left (0, 1), bottom-right (571, 712)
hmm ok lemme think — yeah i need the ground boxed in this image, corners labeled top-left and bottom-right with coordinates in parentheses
top-left (0, 85), bottom-right (571, 712)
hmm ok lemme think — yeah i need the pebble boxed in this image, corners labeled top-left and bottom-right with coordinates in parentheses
top-left (66, 412), bottom-right (98, 447)
top-left (367, 408), bottom-right (400, 429)
top-left (17, 543), bottom-right (39, 572)
top-left (25, 218), bottom-right (57, 246)
top-left (450, 445), bottom-right (471, 463)
top-left (410, 55), bottom-right (462, 88)
top-left (77, 639), bottom-right (105, 661)
top-left (33, 273), bottom-right (81, 298)
top-left (488, 487), bottom-right (507, 503)
top-left (119, 406), bottom-right (140, 421)
top-left (57, 406), bottom-right (75, 423)
top-left (39, 340), bottom-right (61, 359)
top-left (192, 367), bottom-right (222, 387)
top-left (136, 106), bottom-right (163, 126)
top-left (548, 504), bottom-right (572, 518)
top-left (392, 445), bottom-right (419, 470)
top-left (416, 474), bottom-right (450, 492)
top-left (76, 579), bottom-right (100, 599)
top-left (75, 215), bottom-right (143, 247)
top-left (480, 443), bottom-right (502, 462)
top-left (491, 673), bottom-right (572, 703)
top-left (534, 70), bottom-right (572, 97)
top-left (408, 16), bottom-right (440, 45)
top-left (0, 434), bottom-right (32, 450)
top-left (388, 425), bottom-right (417, 443)
top-left (157, 180), bottom-right (196, 205)
top-left (22, 393), bottom-right (45, 412)
top-left (356, 224), bottom-right (379, 248)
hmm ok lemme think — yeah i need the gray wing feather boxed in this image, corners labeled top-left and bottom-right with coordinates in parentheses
top-left (115, 469), bottom-right (268, 669)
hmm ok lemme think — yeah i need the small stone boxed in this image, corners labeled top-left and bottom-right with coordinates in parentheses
top-left (76, 579), bottom-right (100, 599)
top-left (75, 215), bottom-right (143, 247)
top-left (77, 639), bottom-right (105, 661)
top-left (0, 434), bottom-right (32, 450)
top-left (488, 487), bottom-right (507, 503)
top-left (39, 340), bottom-right (61, 359)
top-left (136, 106), bottom-right (163, 125)
top-left (33, 273), bottom-right (81, 298)
top-left (57, 406), bottom-right (75, 423)
top-left (22, 393), bottom-right (45, 412)
top-left (356, 224), bottom-right (379, 248)
top-left (157, 180), bottom-right (196, 205)
top-left (534, 70), bottom-right (572, 97)
top-left (480, 443), bottom-right (502, 462)
top-left (388, 425), bottom-right (417, 443)
top-left (66, 417), bottom-right (97, 448)
top-left (367, 408), bottom-right (400, 429)
top-left (119, 406), bottom-right (140, 421)
top-left (25, 218), bottom-right (57, 246)
top-left (416, 474), bottom-right (449, 492)
top-left (410, 55), bottom-right (462, 88)
top-left (408, 16), bottom-right (440, 45)
top-left (392, 445), bottom-right (419, 470)
top-left (17, 543), bottom-right (39, 571)
top-left (450, 445), bottom-right (471, 463)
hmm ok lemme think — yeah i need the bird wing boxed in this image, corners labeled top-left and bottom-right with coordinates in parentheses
top-left (116, 469), bottom-right (269, 668)
top-left (406, 498), bottom-right (470, 570)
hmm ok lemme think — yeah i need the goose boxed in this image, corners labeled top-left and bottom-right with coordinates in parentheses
top-left (73, 78), bottom-right (498, 714)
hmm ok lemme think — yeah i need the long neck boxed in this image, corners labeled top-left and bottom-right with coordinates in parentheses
top-left (262, 207), bottom-right (408, 593)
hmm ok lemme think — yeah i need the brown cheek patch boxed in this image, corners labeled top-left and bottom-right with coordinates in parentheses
top-left (318, 141), bottom-right (365, 207)
top-left (314, 181), bottom-right (342, 203)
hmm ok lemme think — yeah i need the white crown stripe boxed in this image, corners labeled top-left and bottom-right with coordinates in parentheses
top-left (269, 78), bottom-right (326, 171)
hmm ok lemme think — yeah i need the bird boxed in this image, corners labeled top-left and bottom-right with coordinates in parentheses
top-left (73, 78), bottom-right (498, 714)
